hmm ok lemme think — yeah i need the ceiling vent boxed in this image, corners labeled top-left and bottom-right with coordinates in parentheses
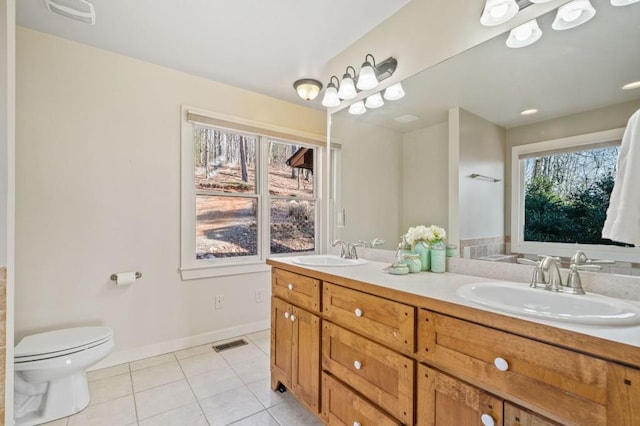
top-left (43, 0), bottom-right (95, 25)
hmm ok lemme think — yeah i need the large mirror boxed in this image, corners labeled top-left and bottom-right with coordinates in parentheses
top-left (330, 3), bottom-right (640, 273)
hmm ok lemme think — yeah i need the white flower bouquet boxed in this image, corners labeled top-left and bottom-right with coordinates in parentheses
top-left (405, 224), bottom-right (446, 246)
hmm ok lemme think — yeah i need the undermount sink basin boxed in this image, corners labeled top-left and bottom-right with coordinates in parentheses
top-left (456, 281), bottom-right (640, 326)
top-left (292, 255), bottom-right (367, 267)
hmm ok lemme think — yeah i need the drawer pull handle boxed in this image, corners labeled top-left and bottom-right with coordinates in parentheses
top-left (494, 357), bottom-right (509, 372)
top-left (481, 414), bottom-right (495, 426)
top-left (287, 283), bottom-right (294, 291)
top-left (290, 314), bottom-right (296, 322)
top-left (354, 308), bottom-right (363, 317)
top-left (353, 360), bottom-right (362, 370)
top-left (284, 311), bottom-right (290, 319)
top-left (353, 422), bottom-right (361, 426)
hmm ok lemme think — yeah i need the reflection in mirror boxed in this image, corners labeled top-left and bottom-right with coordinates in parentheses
top-left (329, 3), bottom-right (640, 274)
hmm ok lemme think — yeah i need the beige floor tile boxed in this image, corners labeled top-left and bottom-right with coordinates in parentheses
top-left (131, 360), bottom-right (184, 392)
top-left (87, 363), bottom-right (130, 382)
top-left (138, 402), bottom-right (207, 426)
top-left (245, 329), bottom-right (270, 342)
top-left (88, 373), bottom-right (133, 406)
top-left (229, 409), bottom-right (279, 426)
top-left (187, 365), bottom-right (244, 400)
top-left (199, 386), bottom-right (264, 426)
top-left (247, 378), bottom-right (290, 409)
top-left (230, 353), bottom-right (270, 384)
top-left (252, 336), bottom-right (270, 355)
top-left (134, 379), bottom-right (196, 420)
top-left (130, 353), bottom-right (176, 371)
top-left (177, 351), bottom-right (227, 377)
top-left (67, 395), bottom-right (137, 426)
top-left (268, 397), bottom-right (323, 426)
top-left (173, 343), bottom-right (215, 360)
top-left (218, 344), bottom-right (266, 366)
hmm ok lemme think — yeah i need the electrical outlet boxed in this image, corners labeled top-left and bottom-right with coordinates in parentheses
top-left (215, 294), bottom-right (225, 309)
top-left (255, 289), bottom-right (264, 303)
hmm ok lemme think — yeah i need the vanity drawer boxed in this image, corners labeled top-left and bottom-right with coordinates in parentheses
top-left (322, 321), bottom-right (414, 425)
top-left (418, 309), bottom-right (607, 425)
top-left (322, 372), bottom-right (400, 426)
top-left (272, 268), bottom-right (321, 313)
top-left (323, 282), bottom-right (415, 353)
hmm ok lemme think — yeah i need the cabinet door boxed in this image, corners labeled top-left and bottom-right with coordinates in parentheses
top-left (291, 304), bottom-right (321, 413)
top-left (417, 364), bottom-right (503, 426)
top-left (503, 402), bottom-right (561, 426)
top-left (271, 297), bottom-right (293, 391)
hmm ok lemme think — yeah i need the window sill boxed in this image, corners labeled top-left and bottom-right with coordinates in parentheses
top-left (180, 261), bottom-right (271, 280)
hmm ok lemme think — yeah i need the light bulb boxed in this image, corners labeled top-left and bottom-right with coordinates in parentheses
top-left (348, 101), bottom-right (366, 115)
top-left (321, 85), bottom-right (340, 108)
top-left (365, 92), bottom-right (384, 109)
top-left (356, 61), bottom-right (378, 91)
top-left (338, 73), bottom-right (357, 100)
top-left (383, 82), bottom-right (405, 101)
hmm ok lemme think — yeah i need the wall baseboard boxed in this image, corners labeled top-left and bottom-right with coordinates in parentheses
top-left (90, 319), bottom-right (271, 371)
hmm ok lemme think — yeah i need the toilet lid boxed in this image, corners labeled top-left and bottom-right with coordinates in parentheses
top-left (15, 326), bottom-right (113, 359)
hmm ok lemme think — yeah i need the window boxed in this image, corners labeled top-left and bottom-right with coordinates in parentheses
top-left (511, 127), bottom-right (640, 262)
top-left (181, 107), bottom-right (324, 279)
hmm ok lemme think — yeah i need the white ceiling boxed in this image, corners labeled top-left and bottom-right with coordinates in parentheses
top-left (16, 0), bottom-right (410, 108)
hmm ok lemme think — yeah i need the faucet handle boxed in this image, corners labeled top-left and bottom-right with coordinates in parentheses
top-left (517, 258), bottom-right (546, 288)
top-left (571, 250), bottom-right (615, 265)
top-left (565, 264), bottom-right (590, 295)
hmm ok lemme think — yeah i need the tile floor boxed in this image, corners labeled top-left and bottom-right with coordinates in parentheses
top-left (42, 330), bottom-right (323, 426)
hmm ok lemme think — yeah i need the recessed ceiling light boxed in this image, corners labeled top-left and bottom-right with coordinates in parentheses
top-left (394, 114), bottom-right (420, 123)
top-left (622, 81), bottom-right (640, 90)
top-left (520, 109), bottom-right (539, 116)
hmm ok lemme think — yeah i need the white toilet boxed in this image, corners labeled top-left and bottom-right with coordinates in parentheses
top-left (14, 326), bottom-right (114, 426)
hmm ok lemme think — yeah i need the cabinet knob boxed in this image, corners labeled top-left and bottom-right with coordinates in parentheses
top-left (353, 360), bottom-right (362, 370)
top-left (494, 357), bottom-right (509, 372)
top-left (287, 283), bottom-right (294, 291)
top-left (354, 308), bottom-right (363, 317)
top-left (353, 422), bottom-right (361, 426)
top-left (284, 311), bottom-right (290, 319)
top-left (290, 314), bottom-right (296, 322)
top-left (481, 414), bottom-right (495, 426)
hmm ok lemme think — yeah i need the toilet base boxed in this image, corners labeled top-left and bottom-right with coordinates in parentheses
top-left (15, 371), bottom-right (90, 426)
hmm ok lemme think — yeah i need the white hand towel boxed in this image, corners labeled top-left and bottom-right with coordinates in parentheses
top-left (602, 108), bottom-right (640, 246)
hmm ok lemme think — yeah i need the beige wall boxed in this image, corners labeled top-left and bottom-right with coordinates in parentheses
top-left (331, 115), bottom-right (402, 247)
top-left (459, 109), bottom-right (505, 240)
top-left (402, 121), bottom-right (448, 232)
top-left (15, 27), bottom-right (325, 366)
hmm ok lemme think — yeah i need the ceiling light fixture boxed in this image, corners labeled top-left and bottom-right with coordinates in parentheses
top-left (480, 0), bottom-right (519, 26)
top-left (552, 0), bottom-right (596, 31)
top-left (356, 54), bottom-right (379, 91)
top-left (44, 0), bottom-right (96, 24)
top-left (506, 19), bottom-right (543, 48)
top-left (321, 76), bottom-right (341, 107)
top-left (622, 81), bottom-right (640, 90)
top-left (364, 92), bottom-right (384, 109)
top-left (338, 66), bottom-right (358, 100)
top-left (611, 0), bottom-right (640, 5)
top-left (383, 82), bottom-right (405, 101)
top-left (293, 79), bottom-right (323, 101)
top-left (348, 101), bottom-right (367, 115)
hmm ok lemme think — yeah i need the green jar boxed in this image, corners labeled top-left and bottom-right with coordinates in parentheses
top-left (402, 254), bottom-right (422, 273)
top-left (430, 245), bottom-right (446, 273)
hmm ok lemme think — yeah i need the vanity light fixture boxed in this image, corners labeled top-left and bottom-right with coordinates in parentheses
top-left (611, 0), bottom-right (640, 5)
top-left (520, 108), bottom-right (539, 116)
top-left (321, 76), bottom-right (341, 107)
top-left (338, 66), bottom-right (358, 100)
top-left (348, 101), bottom-right (367, 115)
top-left (44, 0), bottom-right (96, 24)
top-left (293, 79), bottom-right (323, 101)
top-left (622, 81), bottom-right (640, 90)
top-left (356, 54), bottom-right (379, 91)
top-left (480, 0), bottom-right (519, 26)
top-left (506, 19), bottom-right (543, 48)
top-left (364, 92), bottom-right (384, 109)
top-left (383, 82), bottom-right (405, 101)
top-left (552, 0), bottom-right (596, 31)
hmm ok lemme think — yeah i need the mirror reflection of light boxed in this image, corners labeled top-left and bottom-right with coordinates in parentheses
top-left (520, 108), bottom-right (539, 116)
top-left (506, 19), bottom-right (542, 48)
top-left (490, 3), bottom-right (509, 18)
top-left (552, 0), bottom-right (596, 30)
top-left (622, 81), bottom-right (640, 90)
top-left (348, 101), bottom-right (367, 115)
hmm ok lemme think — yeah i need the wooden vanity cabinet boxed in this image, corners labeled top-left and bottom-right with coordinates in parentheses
top-left (270, 269), bottom-right (321, 413)
top-left (503, 403), bottom-right (562, 426)
top-left (417, 364), bottom-right (503, 426)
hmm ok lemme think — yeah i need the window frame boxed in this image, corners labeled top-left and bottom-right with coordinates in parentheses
top-left (510, 126), bottom-right (640, 262)
top-left (180, 106), bottom-right (325, 280)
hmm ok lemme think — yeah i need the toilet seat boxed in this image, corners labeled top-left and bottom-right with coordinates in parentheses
top-left (15, 327), bottom-right (113, 363)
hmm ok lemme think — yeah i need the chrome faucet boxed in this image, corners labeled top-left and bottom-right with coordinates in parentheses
top-left (541, 256), bottom-right (564, 292)
top-left (370, 238), bottom-right (386, 249)
top-left (516, 258), bottom-right (546, 289)
top-left (332, 240), bottom-right (348, 258)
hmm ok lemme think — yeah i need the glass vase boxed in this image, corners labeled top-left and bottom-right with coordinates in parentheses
top-left (412, 240), bottom-right (430, 271)
top-left (430, 243), bottom-right (446, 273)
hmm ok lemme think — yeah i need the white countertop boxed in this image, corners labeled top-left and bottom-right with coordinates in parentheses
top-left (270, 256), bottom-right (640, 350)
